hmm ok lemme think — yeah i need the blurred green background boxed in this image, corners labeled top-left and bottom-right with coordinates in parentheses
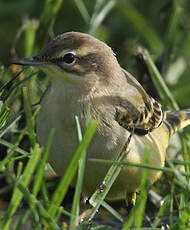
top-left (1, 0), bottom-right (190, 108)
top-left (0, 0), bottom-right (190, 228)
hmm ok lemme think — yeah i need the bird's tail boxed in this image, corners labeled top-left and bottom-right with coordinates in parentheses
top-left (164, 109), bottom-right (190, 136)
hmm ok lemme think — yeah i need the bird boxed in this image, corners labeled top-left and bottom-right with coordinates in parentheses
top-left (11, 31), bottom-right (190, 204)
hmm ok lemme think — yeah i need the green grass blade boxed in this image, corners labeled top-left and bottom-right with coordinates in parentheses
top-left (74, 0), bottom-right (90, 24)
top-left (169, 182), bottom-right (175, 226)
top-left (138, 48), bottom-right (179, 110)
top-left (22, 87), bottom-right (36, 148)
top-left (134, 150), bottom-right (149, 228)
top-left (85, 134), bottom-right (133, 222)
top-left (0, 138), bottom-right (29, 156)
top-left (182, 139), bottom-right (190, 174)
top-left (0, 111), bottom-right (22, 138)
top-left (16, 182), bottom-right (60, 230)
top-left (32, 129), bottom-right (54, 197)
top-left (167, 158), bottom-right (190, 192)
top-left (89, 158), bottom-right (190, 177)
top-left (0, 128), bottom-right (26, 171)
top-left (69, 116), bottom-right (86, 229)
top-left (35, 0), bottom-right (63, 50)
top-left (171, 206), bottom-right (190, 230)
top-left (24, 19), bottom-right (39, 57)
top-left (15, 209), bottom-right (31, 230)
top-left (3, 143), bottom-right (43, 229)
top-left (0, 107), bottom-right (10, 129)
top-left (152, 195), bottom-right (170, 228)
top-left (41, 180), bottom-right (49, 205)
top-left (48, 120), bottom-right (98, 218)
top-left (179, 193), bottom-right (185, 219)
top-left (101, 201), bottom-right (123, 222)
top-left (118, 1), bottom-right (164, 54)
top-left (122, 149), bottom-right (149, 229)
top-left (165, 0), bottom-right (180, 45)
top-left (40, 0), bottom-right (63, 26)
top-left (89, 0), bottom-right (116, 35)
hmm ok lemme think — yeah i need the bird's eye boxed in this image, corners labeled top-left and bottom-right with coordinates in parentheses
top-left (62, 53), bottom-right (76, 65)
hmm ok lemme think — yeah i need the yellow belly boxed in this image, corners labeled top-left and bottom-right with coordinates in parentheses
top-left (82, 124), bottom-right (169, 199)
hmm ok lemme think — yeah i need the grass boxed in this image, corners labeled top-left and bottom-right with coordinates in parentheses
top-left (0, 0), bottom-right (190, 229)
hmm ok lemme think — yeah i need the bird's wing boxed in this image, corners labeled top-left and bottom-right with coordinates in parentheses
top-left (115, 69), bottom-right (165, 135)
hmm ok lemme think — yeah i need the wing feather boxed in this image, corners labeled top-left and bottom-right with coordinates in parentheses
top-left (115, 69), bottom-right (165, 135)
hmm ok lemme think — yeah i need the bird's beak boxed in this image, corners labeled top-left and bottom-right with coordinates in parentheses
top-left (10, 57), bottom-right (42, 66)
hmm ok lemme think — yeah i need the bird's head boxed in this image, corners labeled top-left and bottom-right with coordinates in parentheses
top-left (11, 32), bottom-right (120, 85)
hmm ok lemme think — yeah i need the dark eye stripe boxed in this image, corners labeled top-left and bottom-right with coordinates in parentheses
top-left (51, 57), bottom-right (64, 63)
top-left (42, 55), bottom-right (77, 65)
